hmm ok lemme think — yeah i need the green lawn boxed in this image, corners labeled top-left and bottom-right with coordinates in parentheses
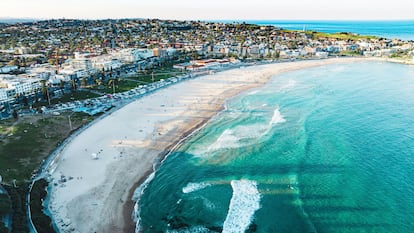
top-left (52, 91), bottom-right (101, 104)
top-left (89, 69), bottom-right (188, 94)
top-left (88, 79), bottom-right (141, 94)
top-left (0, 113), bottom-right (96, 184)
top-left (306, 31), bottom-right (379, 40)
top-left (34, 91), bottom-right (102, 108)
top-left (129, 68), bottom-right (188, 83)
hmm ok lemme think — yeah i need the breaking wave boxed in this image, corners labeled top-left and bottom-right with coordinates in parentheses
top-left (167, 226), bottom-right (217, 233)
top-left (269, 107), bottom-right (286, 125)
top-left (222, 180), bottom-right (261, 233)
top-left (182, 182), bottom-right (212, 194)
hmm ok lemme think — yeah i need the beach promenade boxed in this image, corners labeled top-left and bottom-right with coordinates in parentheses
top-left (47, 58), bottom-right (367, 233)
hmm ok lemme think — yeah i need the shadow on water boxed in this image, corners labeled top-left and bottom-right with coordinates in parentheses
top-left (139, 150), bottom-right (394, 233)
top-left (192, 163), bottom-right (347, 178)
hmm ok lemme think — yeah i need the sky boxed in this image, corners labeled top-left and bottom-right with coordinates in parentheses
top-left (1, 0), bottom-right (413, 21)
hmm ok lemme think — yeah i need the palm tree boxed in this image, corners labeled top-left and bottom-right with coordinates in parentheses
top-left (81, 77), bottom-right (87, 88)
top-left (40, 80), bottom-right (48, 98)
top-left (108, 79), bottom-right (117, 94)
top-left (59, 80), bottom-right (65, 94)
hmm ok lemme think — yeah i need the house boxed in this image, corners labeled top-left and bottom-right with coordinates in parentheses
top-left (0, 88), bottom-right (9, 101)
top-left (0, 66), bottom-right (18, 74)
top-left (315, 52), bottom-right (328, 58)
top-left (0, 75), bottom-right (41, 97)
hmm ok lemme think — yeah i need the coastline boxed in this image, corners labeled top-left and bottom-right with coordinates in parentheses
top-left (47, 57), bottom-right (374, 233)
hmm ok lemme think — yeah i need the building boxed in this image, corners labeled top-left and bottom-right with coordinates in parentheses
top-left (0, 75), bottom-right (41, 100)
top-left (64, 52), bottom-right (93, 70)
top-left (15, 46), bottom-right (32, 55)
top-left (110, 48), bottom-right (154, 62)
top-left (315, 52), bottom-right (329, 58)
top-left (0, 88), bottom-right (9, 101)
top-left (0, 66), bottom-right (18, 74)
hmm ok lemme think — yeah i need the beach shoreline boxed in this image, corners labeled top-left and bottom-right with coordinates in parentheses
top-left (46, 57), bottom-right (376, 233)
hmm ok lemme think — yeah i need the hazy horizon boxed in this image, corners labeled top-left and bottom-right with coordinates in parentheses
top-left (2, 17), bottom-right (414, 23)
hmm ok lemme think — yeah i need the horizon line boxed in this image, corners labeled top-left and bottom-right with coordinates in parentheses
top-left (1, 17), bottom-right (414, 22)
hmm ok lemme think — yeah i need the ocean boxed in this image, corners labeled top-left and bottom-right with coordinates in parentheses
top-left (136, 61), bottom-right (414, 232)
top-left (219, 20), bottom-right (414, 41)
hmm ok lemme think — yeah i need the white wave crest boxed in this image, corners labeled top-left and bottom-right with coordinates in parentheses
top-left (269, 107), bottom-right (286, 125)
top-left (207, 129), bottom-right (240, 152)
top-left (206, 125), bottom-right (266, 153)
top-left (194, 108), bottom-right (286, 159)
top-left (182, 182), bottom-right (212, 194)
top-left (222, 180), bottom-right (261, 233)
top-left (167, 226), bottom-right (215, 233)
top-left (279, 79), bottom-right (297, 92)
top-left (133, 172), bottom-right (155, 232)
top-left (248, 90), bottom-right (259, 95)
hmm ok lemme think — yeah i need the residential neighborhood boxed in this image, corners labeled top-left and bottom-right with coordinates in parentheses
top-left (1, 18), bottom-right (414, 119)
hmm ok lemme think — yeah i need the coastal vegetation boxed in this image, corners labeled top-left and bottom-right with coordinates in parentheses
top-left (45, 91), bottom-right (101, 106)
top-left (305, 31), bottom-right (379, 40)
top-left (0, 194), bottom-right (12, 216)
top-left (4, 185), bottom-right (28, 232)
top-left (0, 193), bottom-right (12, 232)
top-left (389, 50), bottom-right (411, 59)
top-left (338, 50), bottom-right (362, 56)
top-left (0, 113), bottom-right (95, 184)
top-left (30, 179), bottom-right (54, 233)
top-left (0, 112), bottom-right (97, 233)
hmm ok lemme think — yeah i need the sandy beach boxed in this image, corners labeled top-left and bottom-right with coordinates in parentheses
top-left (47, 58), bottom-right (369, 233)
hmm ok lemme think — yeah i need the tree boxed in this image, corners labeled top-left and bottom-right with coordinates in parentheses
top-left (70, 79), bottom-right (77, 92)
top-left (273, 51), bottom-right (280, 59)
top-left (0, 194), bottom-right (12, 216)
top-left (108, 79), bottom-right (117, 94)
top-left (0, 223), bottom-right (8, 233)
top-left (81, 77), bottom-right (87, 87)
top-left (8, 58), bottom-right (19, 66)
top-left (59, 80), bottom-right (65, 94)
top-left (40, 80), bottom-right (48, 98)
top-left (22, 96), bottom-right (29, 106)
top-left (12, 109), bottom-right (18, 119)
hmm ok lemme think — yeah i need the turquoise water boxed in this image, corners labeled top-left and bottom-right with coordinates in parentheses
top-left (218, 20), bottom-right (414, 41)
top-left (137, 61), bottom-right (414, 233)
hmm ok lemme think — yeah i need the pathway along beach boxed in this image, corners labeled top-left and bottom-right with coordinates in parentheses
top-left (47, 58), bottom-right (367, 233)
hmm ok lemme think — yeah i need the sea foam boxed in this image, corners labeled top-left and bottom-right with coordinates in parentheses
top-left (167, 226), bottom-right (216, 233)
top-left (203, 108), bottom-right (286, 154)
top-left (269, 107), bottom-right (286, 125)
top-left (208, 129), bottom-right (240, 151)
top-left (182, 182), bottom-right (212, 194)
top-left (278, 79), bottom-right (297, 92)
top-left (222, 180), bottom-right (261, 233)
top-left (205, 125), bottom-right (264, 153)
top-left (133, 172), bottom-right (155, 232)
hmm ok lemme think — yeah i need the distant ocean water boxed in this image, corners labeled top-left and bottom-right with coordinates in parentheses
top-left (220, 20), bottom-right (414, 41)
top-left (136, 61), bottom-right (414, 232)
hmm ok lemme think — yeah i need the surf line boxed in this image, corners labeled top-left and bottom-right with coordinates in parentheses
top-left (222, 180), bottom-right (261, 233)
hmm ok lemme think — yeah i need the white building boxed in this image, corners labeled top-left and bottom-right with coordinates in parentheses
top-left (0, 66), bottom-right (18, 74)
top-left (15, 47), bottom-right (32, 55)
top-left (0, 87), bottom-right (17, 102)
top-left (90, 57), bottom-right (123, 71)
top-left (59, 68), bottom-right (89, 79)
top-left (0, 75), bottom-right (41, 97)
top-left (64, 52), bottom-right (94, 71)
top-left (0, 88), bottom-right (8, 101)
top-left (110, 48), bottom-right (154, 62)
top-left (315, 52), bottom-right (329, 58)
top-left (27, 65), bottom-right (56, 79)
